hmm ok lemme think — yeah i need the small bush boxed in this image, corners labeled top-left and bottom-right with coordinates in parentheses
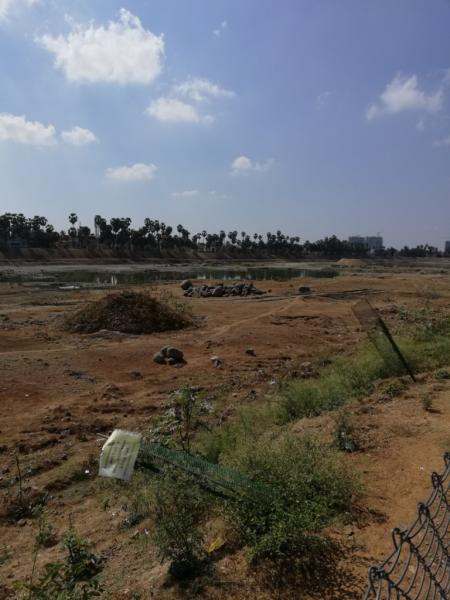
top-left (380, 379), bottom-right (405, 399)
top-left (333, 411), bottom-right (358, 452)
top-left (33, 505), bottom-right (57, 548)
top-left (435, 370), bottom-right (450, 380)
top-left (64, 291), bottom-right (192, 334)
top-left (421, 395), bottom-right (434, 412)
top-left (221, 435), bottom-right (356, 563)
top-left (17, 526), bottom-right (104, 599)
top-left (150, 469), bottom-right (210, 579)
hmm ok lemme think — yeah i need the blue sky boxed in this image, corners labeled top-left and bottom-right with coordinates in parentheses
top-left (1, 0), bottom-right (450, 248)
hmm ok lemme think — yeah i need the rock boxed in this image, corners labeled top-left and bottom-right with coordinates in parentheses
top-left (159, 345), bottom-right (171, 358)
top-left (167, 357), bottom-right (177, 366)
top-left (180, 279), bottom-right (193, 291)
top-left (212, 286), bottom-right (225, 297)
top-left (298, 286), bottom-right (312, 294)
top-left (153, 352), bottom-right (166, 365)
top-left (165, 347), bottom-right (184, 361)
top-left (245, 347), bottom-right (256, 356)
top-left (211, 356), bottom-right (222, 368)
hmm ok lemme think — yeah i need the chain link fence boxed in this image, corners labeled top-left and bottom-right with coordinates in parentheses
top-left (352, 299), bottom-right (416, 382)
top-left (364, 452), bottom-right (450, 599)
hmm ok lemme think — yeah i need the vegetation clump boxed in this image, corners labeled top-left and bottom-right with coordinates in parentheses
top-left (17, 526), bottom-right (104, 599)
top-left (64, 291), bottom-right (192, 334)
top-left (150, 469), bottom-right (210, 579)
top-left (221, 435), bottom-right (356, 563)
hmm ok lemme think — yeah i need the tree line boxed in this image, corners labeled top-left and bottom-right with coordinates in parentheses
top-left (0, 212), bottom-right (444, 258)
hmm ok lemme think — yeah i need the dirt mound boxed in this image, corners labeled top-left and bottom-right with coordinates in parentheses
top-left (336, 258), bottom-right (367, 267)
top-left (64, 291), bottom-right (192, 334)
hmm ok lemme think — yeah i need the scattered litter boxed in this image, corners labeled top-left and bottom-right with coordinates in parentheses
top-left (99, 429), bottom-right (142, 481)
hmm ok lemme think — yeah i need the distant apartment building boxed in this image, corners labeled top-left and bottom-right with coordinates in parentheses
top-left (348, 235), bottom-right (383, 252)
top-left (445, 241), bottom-right (450, 254)
top-left (348, 236), bottom-right (365, 246)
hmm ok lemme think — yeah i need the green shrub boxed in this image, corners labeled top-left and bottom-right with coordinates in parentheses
top-left (221, 435), bottom-right (356, 563)
top-left (32, 505), bottom-right (57, 548)
top-left (17, 526), bottom-right (104, 599)
top-left (435, 370), bottom-right (450, 380)
top-left (150, 469), bottom-right (210, 579)
top-left (333, 411), bottom-right (358, 452)
top-left (380, 379), bottom-right (405, 399)
top-left (197, 402), bottom-right (276, 463)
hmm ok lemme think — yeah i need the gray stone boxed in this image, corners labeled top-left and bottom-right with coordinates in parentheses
top-left (180, 279), bottom-right (193, 291)
top-left (245, 347), bottom-right (256, 356)
top-left (212, 286), bottom-right (225, 297)
top-left (166, 347), bottom-right (184, 361)
top-left (211, 355), bottom-right (222, 368)
top-left (153, 352), bottom-right (166, 365)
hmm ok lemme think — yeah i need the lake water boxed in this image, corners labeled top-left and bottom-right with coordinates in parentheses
top-left (12, 266), bottom-right (338, 288)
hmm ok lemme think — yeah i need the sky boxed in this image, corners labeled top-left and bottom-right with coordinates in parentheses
top-left (1, 0), bottom-right (450, 248)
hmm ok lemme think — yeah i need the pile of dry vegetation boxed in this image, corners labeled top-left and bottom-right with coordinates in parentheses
top-left (64, 291), bottom-right (192, 334)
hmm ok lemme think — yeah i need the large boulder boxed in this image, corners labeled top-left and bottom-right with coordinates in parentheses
top-left (153, 352), bottom-right (166, 365)
top-left (180, 279), bottom-right (193, 291)
top-left (165, 347), bottom-right (184, 362)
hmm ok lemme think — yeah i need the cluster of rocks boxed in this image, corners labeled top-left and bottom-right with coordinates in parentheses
top-left (181, 280), bottom-right (265, 298)
top-left (153, 345), bottom-right (185, 367)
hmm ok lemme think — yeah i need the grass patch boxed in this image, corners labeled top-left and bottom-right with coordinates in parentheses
top-left (277, 348), bottom-right (388, 423)
top-left (277, 315), bottom-right (450, 423)
top-left (64, 290), bottom-right (193, 335)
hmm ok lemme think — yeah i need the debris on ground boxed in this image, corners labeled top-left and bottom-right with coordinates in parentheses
top-left (298, 286), bottom-right (312, 295)
top-left (64, 291), bottom-right (192, 334)
top-left (211, 355), bottom-right (222, 368)
top-left (182, 281), bottom-right (265, 298)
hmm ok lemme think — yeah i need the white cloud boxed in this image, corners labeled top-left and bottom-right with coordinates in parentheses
top-left (213, 19), bottom-right (227, 37)
top-left (147, 76), bottom-right (233, 124)
top-left (0, 0), bottom-right (37, 21)
top-left (208, 190), bottom-right (227, 199)
top-left (106, 162), bottom-right (157, 182)
top-left (0, 113), bottom-right (56, 146)
top-left (145, 97), bottom-right (213, 123)
top-left (37, 9), bottom-right (164, 84)
top-left (171, 190), bottom-right (199, 198)
top-left (0, 0), bottom-right (12, 20)
top-left (316, 91), bottom-right (331, 109)
top-left (61, 126), bottom-right (97, 146)
top-left (433, 136), bottom-right (450, 147)
top-left (366, 74), bottom-right (443, 121)
top-left (230, 155), bottom-right (274, 176)
top-left (172, 77), bottom-right (234, 103)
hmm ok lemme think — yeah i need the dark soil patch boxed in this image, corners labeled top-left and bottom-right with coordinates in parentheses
top-left (63, 291), bottom-right (192, 335)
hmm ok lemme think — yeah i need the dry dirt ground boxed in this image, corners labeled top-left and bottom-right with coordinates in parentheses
top-left (0, 266), bottom-right (449, 599)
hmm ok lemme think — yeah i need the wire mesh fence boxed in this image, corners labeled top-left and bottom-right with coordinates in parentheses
top-left (352, 299), bottom-right (416, 382)
top-left (137, 440), bottom-right (271, 498)
top-left (364, 452), bottom-right (450, 599)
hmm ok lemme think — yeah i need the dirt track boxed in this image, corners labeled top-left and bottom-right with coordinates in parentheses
top-left (1, 266), bottom-right (450, 598)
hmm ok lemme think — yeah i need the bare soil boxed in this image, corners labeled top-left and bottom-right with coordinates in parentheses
top-left (0, 264), bottom-right (449, 599)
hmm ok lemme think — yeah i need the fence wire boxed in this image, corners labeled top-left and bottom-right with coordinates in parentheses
top-left (136, 440), bottom-right (271, 498)
top-left (352, 299), bottom-right (416, 382)
top-left (364, 452), bottom-right (450, 599)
